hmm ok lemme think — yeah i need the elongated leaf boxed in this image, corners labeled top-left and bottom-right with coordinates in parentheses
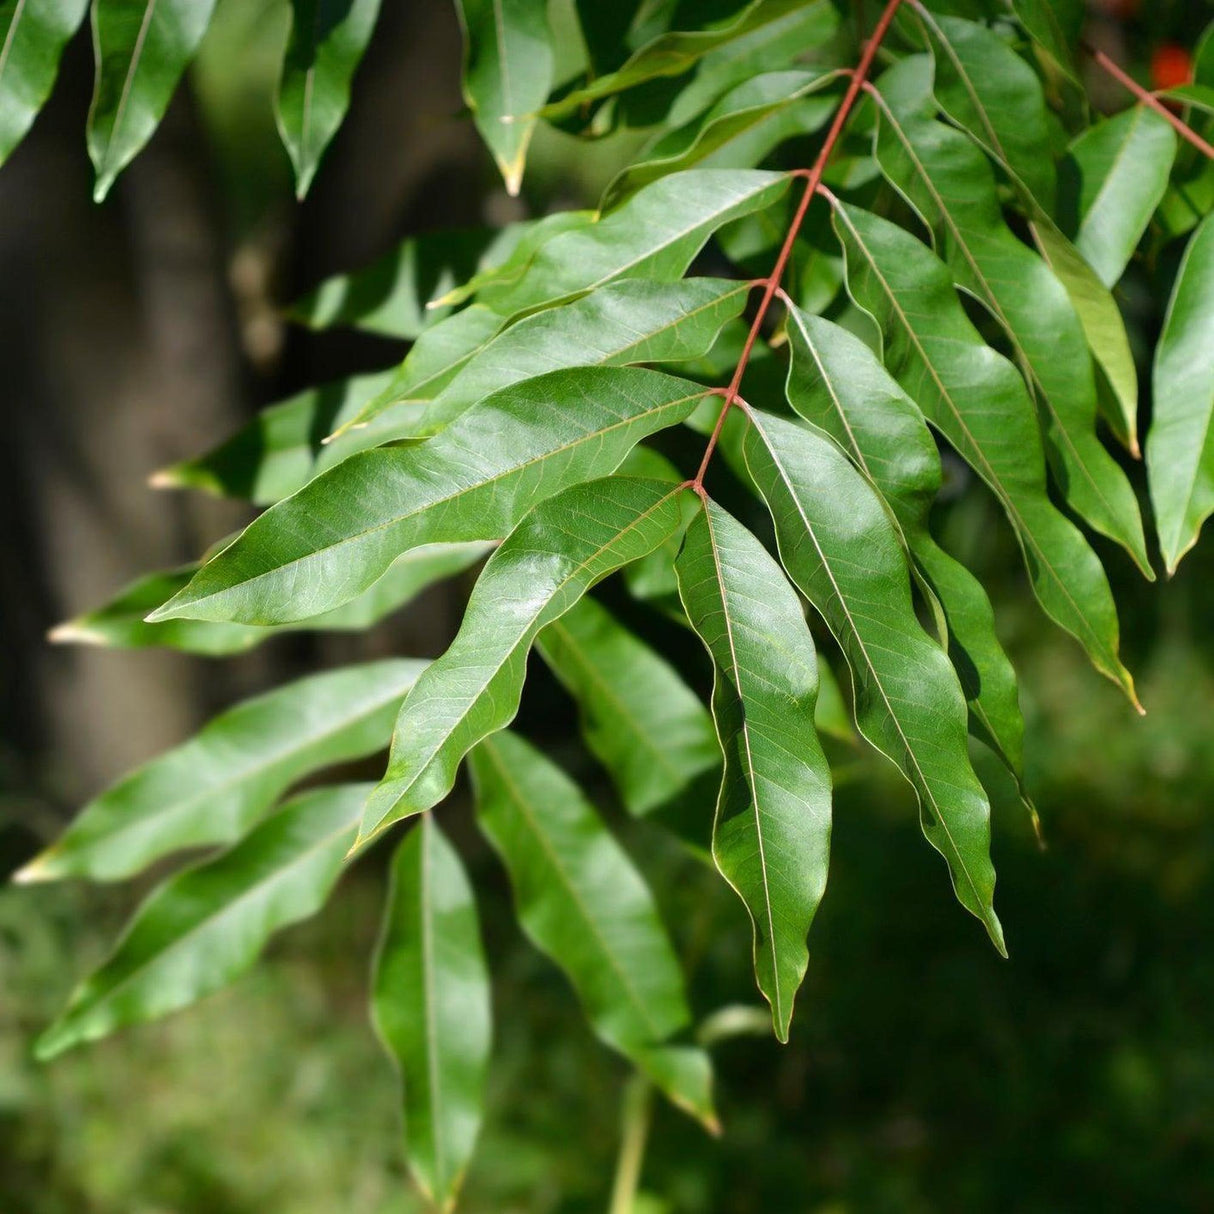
top-left (1060, 106), bottom-right (1177, 288)
top-left (675, 498), bottom-right (831, 1040)
top-left (372, 816), bottom-right (491, 1212)
top-left (0, 0), bottom-right (89, 164)
top-left (535, 596), bottom-right (718, 817)
top-left (917, 9), bottom-right (1056, 209)
top-left (1011, 0), bottom-right (1082, 83)
top-left (742, 409), bottom-right (1003, 950)
top-left (1147, 212), bottom-right (1214, 574)
top-left (1030, 212), bottom-right (1140, 453)
top-left (360, 477), bottom-right (692, 842)
top-left (602, 68), bottom-right (838, 207)
top-left (51, 542), bottom-right (491, 655)
top-left (88, 0), bottom-right (218, 201)
top-left (151, 368), bottom-right (709, 626)
top-left (870, 59), bottom-right (1152, 576)
top-left (275, 0), bottom-right (381, 198)
top-left (455, 0), bottom-right (553, 194)
top-left (783, 305), bottom-right (1025, 782)
top-left (470, 729), bottom-right (715, 1128)
top-left (831, 199), bottom-right (1137, 704)
top-left (35, 784), bottom-right (369, 1060)
top-left (345, 170), bottom-right (789, 432)
top-left (16, 659), bottom-right (425, 882)
top-left (542, 0), bottom-right (829, 120)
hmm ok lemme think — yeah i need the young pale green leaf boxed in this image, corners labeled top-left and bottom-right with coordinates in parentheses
top-left (150, 368), bottom-right (708, 627)
top-left (675, 498), bottom-right (831, 1041)
top-left (88, 0), bottom-right (218, 201)
top-left (455, 0), bottom-right (553, 194)
top-left (35, 784), bottom-right (369, 1060)
top-left (275, 0), bottom-right (381, 198)
top-left (743, 408), bottom-right (1003, 952)
top-left (535, 596), bottom-right (719, 817)
top-left (602, 69), bottom-right (839, 207)
top-left (15, 659), bottom-right (425, 883)
top-left (469, 729), bottom-right (716, 1129)
top-left (0, 0), bottom-right (89, 165)
top-left (831, 199), bottom-right (1138, 706)
top-left (870, 60), bottom-right (1152, 576)
top-left (542, 0), bottom-right (831, 121)
top-left (1060, 106), bottom-right (1177, 289)
top-left (51, 542), bottom-right (491, 655)
top-left (372, 816), bottom-right (491, 1213)
top-left (1030, 211), bottom-right (1140, 454)
top-left (359, 477), bottom-right (692, 844)
top-left (1146, 212), bottom-right (1214, 575)
top-left (917, 9), bottom-right (1056, 209)
top-left (783, 306), bottom-right (1025, 784)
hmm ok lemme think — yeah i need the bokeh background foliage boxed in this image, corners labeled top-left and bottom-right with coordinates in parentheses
top-left (2, 0), bottom-right (1214, 1210)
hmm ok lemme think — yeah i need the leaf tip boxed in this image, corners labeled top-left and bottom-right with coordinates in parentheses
top-left (11, 852), bottom-right (57, 884)
top-left (47, 620), bottom-right (104, 647)
top-left (148, 466), bottom-right (184, 490)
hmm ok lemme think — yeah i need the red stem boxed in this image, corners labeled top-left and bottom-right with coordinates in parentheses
top-left (1084, 43), bottom-right (1214, 162)
top-left (691, 0), bottom-right (906, 490)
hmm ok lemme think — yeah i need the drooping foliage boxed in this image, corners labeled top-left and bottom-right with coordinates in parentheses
top-left (9, 0), bottom-right (1214, 1208)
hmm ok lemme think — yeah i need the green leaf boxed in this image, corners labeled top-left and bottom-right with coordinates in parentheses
top-left (917, 9), bottom-right (1056, 209)
top-left (150, 367), bottom-right (709, 626)
top-left (1029, 212), bottom-right (1141, 454)
top-left (1060, 106), bottom-right (1177, 288)
top-left (831, 199), bottom-right (1137, 706)
top-left (347, 169), bottom-right (789, 432)
top-left (674, 497), bottom-right (832, 1040)
top-left (1146, 212), bottom-right (1214, 575)
top-left (0, 0), bottom-right (89, 165)
top-left (88, 0), bottom-right (219, 201)
top-left (36, 783), bottom-right (369, 1060)
top-left (469, 729), bottom-right (716, 1129)
top-left (535, 595), bottom-right (719, 817)
top-left (15, 659), bottom-right (425, 882)
top-left (455, 0), bottom-right (553, 194)
top-left (372, 816), bottom-right (491, 1212)
top-left (602, 68), bottom-right (839, 208)
top-left (359, 476), bottom-right (692, 843)
top-left (870, 59), bottom-right (1152, 577)
top-left (783, 305), bottom-right (1025, 784)
top-left (542, 0), bottom-right (830, 121)
top-left (743, 408), bottom-right (1003, 951)
top-left (51, 542), bottom-right (491, 655)
top-left (275, 0), bottom-right (381, 199)
top-left (1011, 0), bottom-right (1082, 83)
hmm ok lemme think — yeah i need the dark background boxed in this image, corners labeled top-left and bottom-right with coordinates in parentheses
top-left (2, 1), bottom-right (1212, 1210)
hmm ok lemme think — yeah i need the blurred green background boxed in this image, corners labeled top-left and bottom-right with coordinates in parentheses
top-left (2, 1), bottom-right (1213, 1211)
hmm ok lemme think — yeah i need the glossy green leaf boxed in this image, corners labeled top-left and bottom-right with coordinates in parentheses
top-left (542, 0), bottom-right (828, 121)
top-left (917, 9), bottom-right (1056, 209)
top-left (784, 305), bottom-right (1025, 783)
top-left (1030, 211), bottom-right (1140, 454)
top-left (455, 0), bottom-right (553, 194)
top-left (88, 0), bottom-right (218, 201)
top-left (743, 408), bottom-right (1003, 951)
top-left (0, 0), bottom-right (89, 164)
top-left (832, 199), bottom-right (1137, 705)
top-left (675, 497), bottom-right (831, 1040)
top-left (359, 476), bottom-right (692, 843)
top-left (16, 659), bottom-right (425, 882)
top-left (870, 59), bottom-right (1152, 576)
top-left (275, 0), bottom-right (381, 198)
top-left (470, 729), bottom-right (716, 1128)
top-left (1060, 106), bottom-right (1177, 289)
top-left (1011, 0), bottom-right (1082, 83)
top-left (36, 783), bottom-right (369, 1060)
top-left (602, 69), bottom-right (838, 207)
top-left (150, 367), bottom-right (708, 626)
top-left (1147, 212), bottom-right (1214, 574)
top-left (372, 816), bottom-right (491, 1212)
top-left (51, 542), bottom-right (491, 655)
top-left (535, 595), bottom-right (719, 817)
